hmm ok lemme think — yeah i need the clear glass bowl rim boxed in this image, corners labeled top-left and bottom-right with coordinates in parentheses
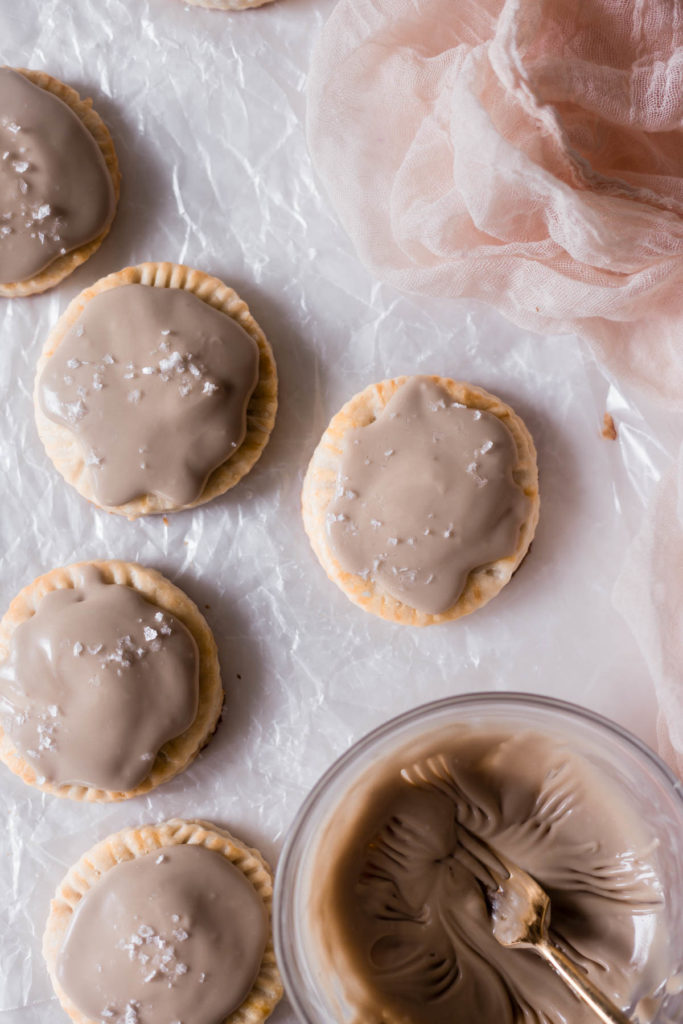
top-left (273, 690), bottom-right (683, 1024)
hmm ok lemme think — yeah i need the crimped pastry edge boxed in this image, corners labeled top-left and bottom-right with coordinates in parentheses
top-left (42, 817), bottom-right (283, 1024)
top-left (0, 67), bottom-right (120, 298)
top-left (302, 375), bottom-right (540, 627)
top-left (33, 261), bottom-right (278, 518)
top-left (0, 559), bottom-right (223, 801)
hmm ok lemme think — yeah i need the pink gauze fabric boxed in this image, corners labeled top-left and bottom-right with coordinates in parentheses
top-left (307, 0), bottom-right (683, 772)
top-left (306, 0), bottom-right (683, 402)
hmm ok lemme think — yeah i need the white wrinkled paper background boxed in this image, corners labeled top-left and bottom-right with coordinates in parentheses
top-left (0, 1), bottom-right (677, 1021)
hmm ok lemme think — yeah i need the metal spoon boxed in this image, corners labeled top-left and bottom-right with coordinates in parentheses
top-left (456, 829), bottom-right (631, 1024)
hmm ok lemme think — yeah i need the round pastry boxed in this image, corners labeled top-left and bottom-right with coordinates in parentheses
top-left (34, 262), bottom-right (278, 518)
top-left (0, 560), bottom-right (223, 801)
top-left (43, 818), bottom-right (283, 1024)
top-left (302, 375), bottom-right (539, 626)
top-left (184, 0), bottom-right (277, 10)
top-left (0, 67), bottom-right (119, 297)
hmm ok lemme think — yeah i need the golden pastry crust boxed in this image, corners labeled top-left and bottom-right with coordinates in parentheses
top-left (43, 818), bottom-right (283, 1024)
top-left (302, 375), bottom-right (540, 627)
top-left (34, 261), bottom-right (278, 518)
top-left (184, 0), bottom-right (277, 9)
top-left (0, 560), bottom-right (223, 801)
top-left (0, 67), bottom-right (120, 298)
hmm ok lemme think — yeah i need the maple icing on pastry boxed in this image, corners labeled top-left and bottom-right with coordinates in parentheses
top-left (326, 377), bottom-right (530, 614)
top-left (57, 844), bottom-right (268, 1024)
top-left (0, 566), bottom-right (198, 792)
top-left (37, 283), bottom-right (260, 508)
top-left (0, 68), bottom-right (115, 285)
top-left (311, 728), bottom-right (673, 1024)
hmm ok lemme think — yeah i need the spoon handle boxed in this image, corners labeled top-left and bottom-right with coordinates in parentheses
top-left (536, 938), bottom-right (631, 1024)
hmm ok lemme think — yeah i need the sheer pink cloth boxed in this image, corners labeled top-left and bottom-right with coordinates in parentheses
top-left (307, 0), bottom-right (683, 399)
top-left (307, 0), bottom-right (683, 770)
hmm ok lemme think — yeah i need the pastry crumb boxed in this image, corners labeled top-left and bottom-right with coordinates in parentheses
top-left (602, 413), bottom-right (617, 440)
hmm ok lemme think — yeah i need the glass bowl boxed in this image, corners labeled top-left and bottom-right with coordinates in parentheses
top-left (274, 692), bottom-right (683, 1024)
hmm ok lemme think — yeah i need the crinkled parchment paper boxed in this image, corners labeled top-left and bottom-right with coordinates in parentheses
top-left (0, 1), bottom-right (677, 1021)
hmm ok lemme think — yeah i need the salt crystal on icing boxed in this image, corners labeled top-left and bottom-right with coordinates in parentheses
top-left (128, 389), bottom-right (141, 404)
top-left (175, 963), bottom-right (188, 975)
top-left (12, 160), bottom-right (28, 173)
top-left (143, 626), bottom-right (158, 642)
top-left (76, 324), bottom-right (85, 337)
top-left (73, 642), bottom-right (84, 656)
top-left (202, 381), bottom-right (218, 395)
top-left (156, 854), bottom-right (166, 864)
top-left (66, 358), bottom-right (81, 370)
top-left (141, 366), bottom-right (155, 375)
top-left (173, 928), bottom-right (189, 942)
top-left (18, 180), bottom-right (28, 193)
top-left (34, 203), bottom-right (50, 220)
top-left (154, 611), bottom-right (164, 622)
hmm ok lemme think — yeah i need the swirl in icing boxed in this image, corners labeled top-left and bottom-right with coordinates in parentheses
top-left (311, 728), bottom-right (673, 1024)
